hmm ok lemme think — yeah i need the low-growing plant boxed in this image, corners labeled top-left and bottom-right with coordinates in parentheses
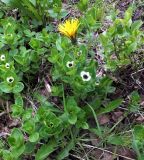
top-left (0, 1), bottom-right (143, 160)
top-left (1, 0), bottom-right (67, 26)
top-left (99, 7), bottom-right (144, 71)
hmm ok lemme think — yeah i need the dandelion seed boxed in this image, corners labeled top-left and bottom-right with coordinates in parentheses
top-left (6, 76), bottom-right (14, 84)
top-left (80, 71), bottom-right (91, 81)
top-left (0, 55), bottom-right (5, 61)
top-left (58, 19), bottom-right (80, 40)
top-left (66, 61), bottom-right (74, 68)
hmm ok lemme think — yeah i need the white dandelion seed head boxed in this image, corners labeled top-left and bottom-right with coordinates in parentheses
top-left (66, 61), bottom-right (74, 68)
top-left (5, 63), bottom-right (10, 68)
top-left (6, 76), bottom-right (14, 84)
top-left (0, 55), bottom-right (5, 61)
top-left (80, 71), bottom-right (91, 81)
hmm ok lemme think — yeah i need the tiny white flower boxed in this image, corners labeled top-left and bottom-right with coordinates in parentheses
top-left (66, 61), bottom-right (74, 68)
top-left (6, 76), bottom-right (14, 83)
top-left (80, 71), bottom-right (91, 81)
top-left (0, 55), bottom-right (5, 61)
top-left (5, 63), bottom-right (10, 68)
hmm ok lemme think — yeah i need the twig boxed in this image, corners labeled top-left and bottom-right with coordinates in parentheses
top-left (24, 96), bottom-right (37, 112)
top-left (0, 132), bottom-right (10, 137)
top-left (0, 111), bottom-right (6, 117)
top-left (6, 101), bottom-right (12, 120)
top-left (81, 144), bottom-right (135, 160)
top-left (69, 153), bottom-right (85, 160)
top-left (131, 68), bottom-right (144, 91)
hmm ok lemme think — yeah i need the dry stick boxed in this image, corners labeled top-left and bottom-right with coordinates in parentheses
top-left (82, 146), bottom-right (95, 160)
top-left (6, 101), bottom-right (12, 120)
top-left (24, 96), bottom-right (37, 112)
top-left (69, 153), bottom-right (85, 160)
top-left (137, 111), bottom-right (144, 119)
top-left (82, 144), bottom-right (135, 160)
top-left (78, 142), bottom-right (91, 160)
top-left (0, 111), bottom-right (6, 117)
top-left (131, 68), bottom-right (144, 91)
top-left (0, 132), bottom-right (10, 137)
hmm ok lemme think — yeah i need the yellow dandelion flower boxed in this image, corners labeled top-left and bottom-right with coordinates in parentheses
top-left (58, 19), bottom-right (80, 39)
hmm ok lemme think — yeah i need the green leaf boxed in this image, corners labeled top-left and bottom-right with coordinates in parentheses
top-left (57, 140), bottom-right (75, 160)
top-left (24, 142), bottom-right (36, 154)
top-left (2, 150), bottom-right (14, 160)
top-left (98, 99), bottom-right (123, 114)
top-left (11, 104), bottom-right (24, 117)
top-left (22, 119), bottom-right (35, 134)
top-left (0, 11), bottom-right (4, 18)
top-left (81, 122), bottom-right (89, 129)
top-left (8, 128), bottom-right (24, 147)
top-left (1, 0), bottom-right (10, 4)
top-left (128, 91), bottom-right (140, 112)
top-left (127, 42), bottom-right (137, 53)
top-left (124, 7), bottom-right (133, 21)
top-left (48, 9), bottom-right (58, 18)
top-left (29, 132), bottom-right (39, 143)
top-left (107, 135), bottom-right (125, 145)
top-left (65, 97), bottom-right (81, 124)
top-left (0, 82), bottom-right (12, 93)
top-left (29, 38), bottom-right (41, 49)
top-left (68, 114), bottom-right (77, 124)
top-left (8, 0), bottom-right (42, 21)
top-left (131, 20), bottom-right (143, 31)
top-left (13, 82), bottom-right (24, 93)
top-left (11, 145), bottom-right (25, 158)
top-left (22, 109), bottom-right (33, 120)
top-left (35, 141), bottom-right (57, 160)
top-left (14, 94), bottom-right (23, 106)
top-left (56, 37), bottom-right (63, 51)
top-left (77, 0), bottom-right (88, 12)
top-left (134, 125), bottom-right (144, 141)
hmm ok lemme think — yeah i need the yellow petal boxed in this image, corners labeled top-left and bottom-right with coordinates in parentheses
top-left (58, 18), bottom-right (80, 39)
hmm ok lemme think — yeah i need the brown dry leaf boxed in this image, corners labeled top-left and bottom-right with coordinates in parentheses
top-left (116, 147), bottom-right (136, 159)
top-left (8, 119), bottom-right (20, 128)
top-left (98, 115), bottom-right (110, 125)
top-left (101, 152), bottom-right (115, 160)
top-left (112, 111), bottom-right (123, 122)
top-left (90, 148), bottom-right (116, 160)
top-left (89, 133), bottom-right (100, 146)
top-left (89, 148), bottom-right (104, 160)
top-left (135, 116), bottom-right (144, 123)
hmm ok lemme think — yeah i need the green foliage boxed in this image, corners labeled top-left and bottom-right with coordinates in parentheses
top-left (128, 91), bottom-right (141, 112)
top-left (35, 140), bottom-right (57, 160)
top-left (0, 1), bottom-right (143, 160)
top-left (99, 7), bottom-right (143, 71)
top-left (133, 125), bottom-right (144, 160)
top-left (98, 99), bottom-right (123, 114)
top-left (1, 0), bottom-right (64, 25)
